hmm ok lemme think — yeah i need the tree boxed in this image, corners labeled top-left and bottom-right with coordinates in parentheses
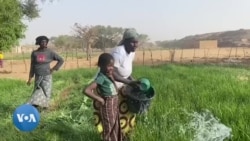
top-left (73, 24), bottom-right (125, 54)
top-left (50, 35), bottom-right (81, 49)
top-left (73, 24), bottom-right (152, 53)
top-left (155, 40), bottom-right (169, 47)
top-left (138, 34), bottom-right (150, 47)
top-left (73, 23), bottom-right (99, 60)
top-left (93, 25), bottom-right (124, 52)
top-left (21, 0), bottom-right (40, 21)
top-left (0, 0), bottom-right (25, 51)
top-left (0, 0), bottom-right (48, 51)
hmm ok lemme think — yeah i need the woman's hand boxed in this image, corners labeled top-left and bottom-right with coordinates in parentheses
top-left (84, 82), bottom-right (106, 105)
top-left (128, 80), bottom-right (140, 88)
top-left (98, 98), bottom-right (105, 106)
top-left (27, 78), bottom-right (32, 86)
top-left (107, 72), bottom-right (115, 81)
top-left (50, 68), bottom-right (55, 74)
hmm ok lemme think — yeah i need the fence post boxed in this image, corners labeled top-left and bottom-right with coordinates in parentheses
top-left (150, 49), bottom-right (154, 66)
top-left (229, 47), bottom-right (233, 58)
top-left (160, 48), bottom-right (163, 62)
top-left (243, 47), bottom-right (246, 58)
top-left (11, 49), bottom-right (13, 72)
top-left (180, 48), bottom-right (183, 63)
top-left (193, 48), bottom-right (196, 62)
top-left (89, 54), bottom-right (92, 68)
top-left (64, 48), bottom-right (68, 69)
top-left (169, 48), bottom-right (175, 63)
top-left (216, 48), bottom-right (221, 61)
top-left (75, 48), bottom-right (79, 68)
top-left (203, 49), bottom-right (206, 63)
top-left (89, 47), bottom-right (92, 68)
top-left (235, 46), bottom-right (238, 58)
top-left (71, 48), bottom-right (74, 60)
top-left (204, 49), bottom-right (210, 63)
top-left (21, 50), bottom-right (27, 72)
top-left (143, 48), bottom-right (145, 66)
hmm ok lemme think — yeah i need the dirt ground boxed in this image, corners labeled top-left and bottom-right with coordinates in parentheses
top-left (1, 48), bottom-right (250, 81)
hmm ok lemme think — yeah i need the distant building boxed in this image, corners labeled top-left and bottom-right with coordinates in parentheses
top-left (12, 45), bottom-right (37, 53)
top-left (241, 38), bottom-right (248, 42)
top-left (199, 40), bottom-right (218, 49)
top-left (13, 46), bottom-right (22, 53)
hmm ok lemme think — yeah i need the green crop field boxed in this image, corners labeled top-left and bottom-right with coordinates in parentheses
top-left (0, 64), bottom-right (250, 141)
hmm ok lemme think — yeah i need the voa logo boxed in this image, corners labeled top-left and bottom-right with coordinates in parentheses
top-left (16, 113), bottom-right (37, 122)
top-left (13, 104), bottom-right (40, 132)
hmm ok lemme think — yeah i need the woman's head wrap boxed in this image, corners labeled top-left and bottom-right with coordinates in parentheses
top-left (118, 28), bottom-right (139, 45)
top-left (35, 36), bottom-right (49, 45)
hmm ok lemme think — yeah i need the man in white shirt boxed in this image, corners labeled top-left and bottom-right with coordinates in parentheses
top-left (111, 28), bottom-right (139, 89)
top-left (111, 29), bottom-right (140, 141)
top-left (93, 28), bottom-right (139, 88)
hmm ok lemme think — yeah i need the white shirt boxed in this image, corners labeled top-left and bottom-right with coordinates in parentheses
top-left (92, 45), bottom-right (135, 89)
top-left (111, 45), bottom-right (135, 89)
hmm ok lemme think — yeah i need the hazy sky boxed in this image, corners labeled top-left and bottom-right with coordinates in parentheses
top-left (20, 0), bottom-right (250, 45)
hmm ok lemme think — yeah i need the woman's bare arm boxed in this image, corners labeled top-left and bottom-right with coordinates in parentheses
top-left (84, 82), bottom-right (105, 105)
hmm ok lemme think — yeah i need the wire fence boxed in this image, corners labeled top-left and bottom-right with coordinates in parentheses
top-left (1, 47), bottom-right (250, 74)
